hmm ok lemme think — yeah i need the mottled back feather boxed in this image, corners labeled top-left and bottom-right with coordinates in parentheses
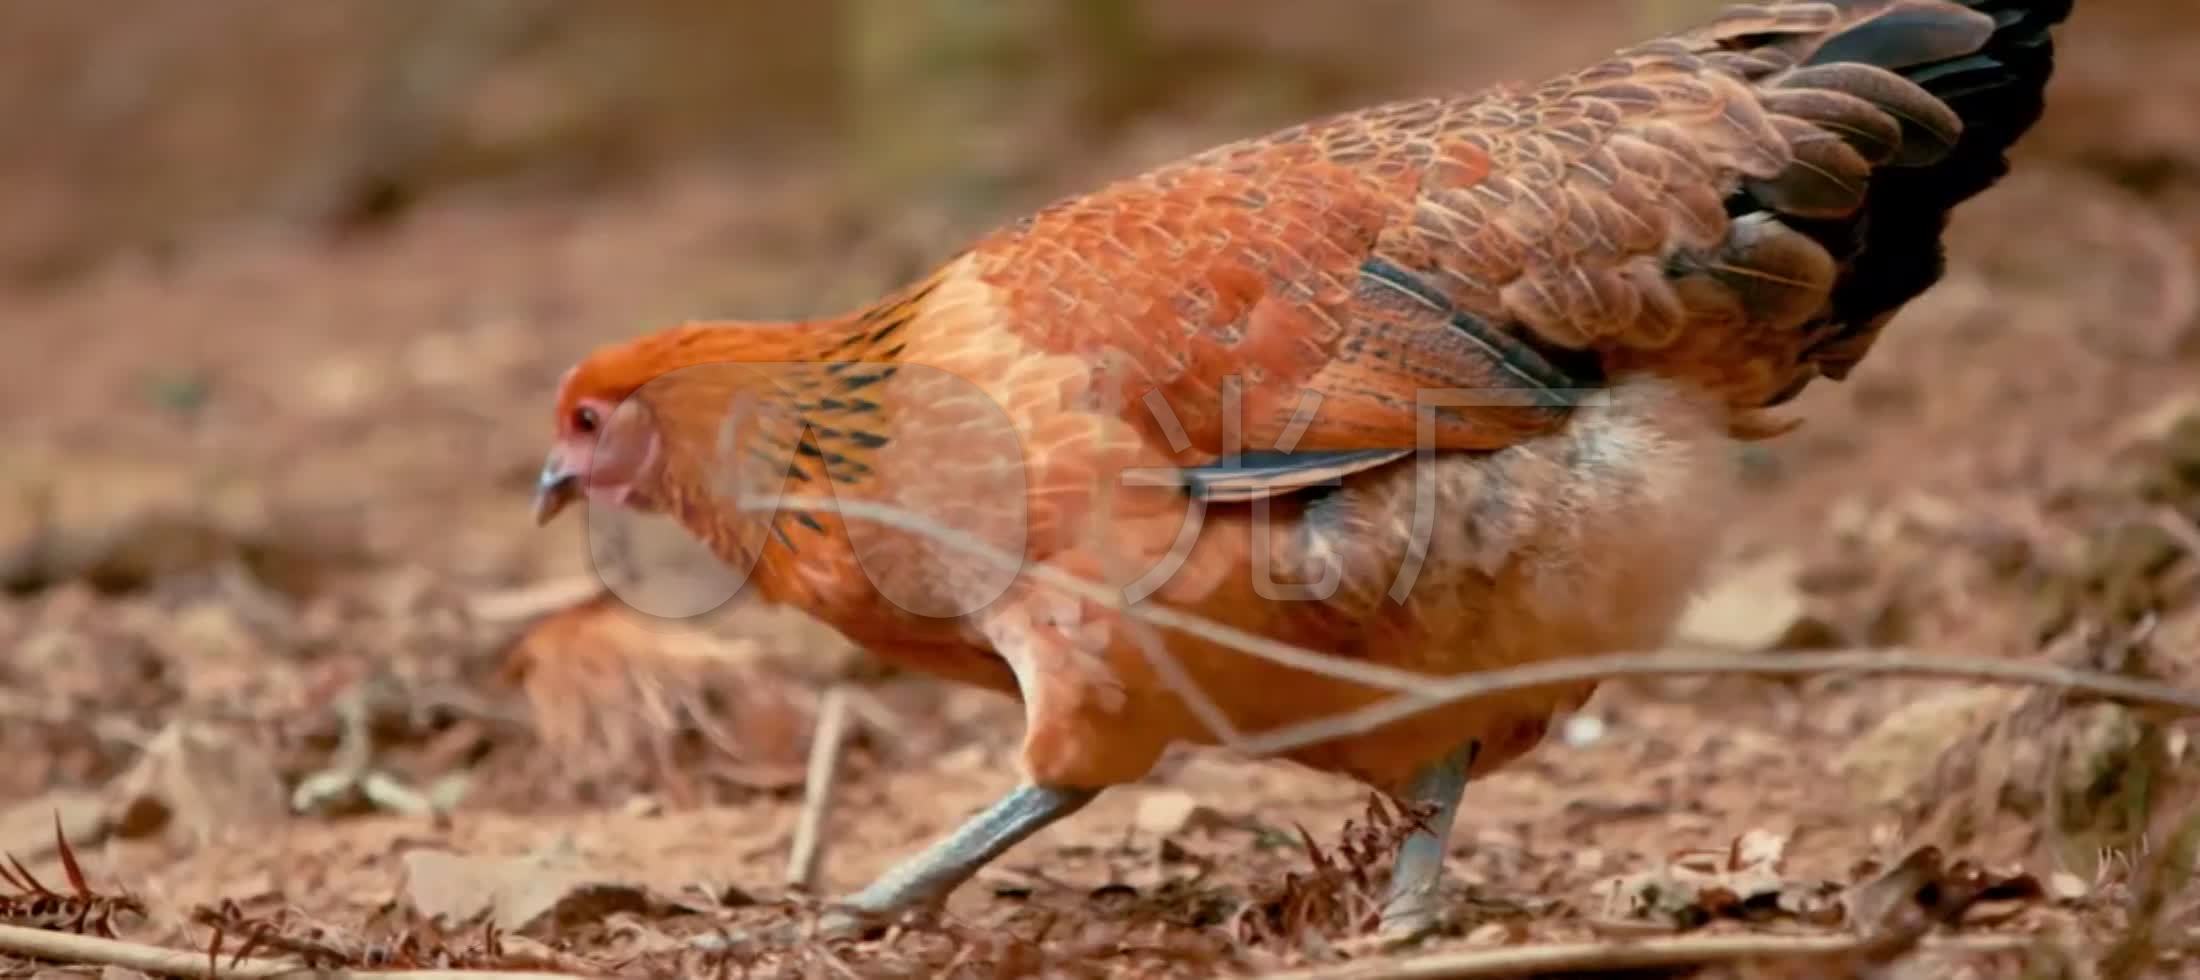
top-left (947, 0), bottom-right (2070, 497)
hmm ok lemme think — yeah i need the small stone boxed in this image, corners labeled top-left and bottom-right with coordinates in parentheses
top-left (1835, 688), bottom-right (2025, 807)
top-left (400, 850), bottom-right (661, 936)
top-left (1673, 552), bottom-right (1819, 652)
top-left (1561, 714), bottom-right (1607, 747)
top-left (1464, 922), bottom-right (1510, 945)
top-left (2048, 871), bottom-right (2089, 901)
top-left (1732, 828), bottom-right (1790, 874)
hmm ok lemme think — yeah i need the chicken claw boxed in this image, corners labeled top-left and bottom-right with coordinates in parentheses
top-left (695, 783), bottom-right (1099, 950)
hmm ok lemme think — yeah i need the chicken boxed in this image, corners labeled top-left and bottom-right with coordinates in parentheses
top-left (531, 0), bottom-right (2075, 940)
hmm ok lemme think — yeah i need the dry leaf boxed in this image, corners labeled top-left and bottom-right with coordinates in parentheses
top-left (107, 722), bottom-right (289, 844)
top-left (400, 850), bottom-right (690, 936)
top-left (1673, 552), bottom-right (1832, 652)
top-left (1596, 830), bottom-right (1843, 929)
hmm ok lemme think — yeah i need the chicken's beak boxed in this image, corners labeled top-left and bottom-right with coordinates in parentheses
top-left (532, 453), bottom-right (579, 526)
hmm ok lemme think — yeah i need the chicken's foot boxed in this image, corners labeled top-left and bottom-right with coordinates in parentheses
top-left (1376, 738), bottom-right (1479, 941)
top-left (698, 782), bottom-right (1098, 949)
top-left (837, 781), bottom-right (1097, 924)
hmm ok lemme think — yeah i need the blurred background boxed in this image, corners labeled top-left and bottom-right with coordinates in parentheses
top-left (2, 0), bottom-right (2198, 972)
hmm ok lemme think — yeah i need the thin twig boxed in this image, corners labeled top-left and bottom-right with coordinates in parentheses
top-left (739, 494), bottom-right (2200, 756)
top-left (0, 923), bottom-right (590, 979)
top-left (1233, 647), bottom-right (2200, 757)
top-left (786, 685), bottom-right (855, 893)
top-left (741, 495), bottom-right (1445, 694)
top-left (1254, 932), bottom-right (2042, 980)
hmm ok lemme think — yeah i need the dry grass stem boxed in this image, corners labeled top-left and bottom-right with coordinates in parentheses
top-left (1253, 932), bottom-right (2045, 980)
top-left (747, 493), bottom-right (1443, 695)
top-left (1233, 647), bottom-right (2200, 756)
top-left (785, 683), bottom-right (855, 893)
top-left (0, 923), bottom-right (590, 980)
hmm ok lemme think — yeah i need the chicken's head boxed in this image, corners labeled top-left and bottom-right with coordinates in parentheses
top-left (533, 352), bottom-right (671, 526)
top-left (534, 322), bottom-right (822, 528)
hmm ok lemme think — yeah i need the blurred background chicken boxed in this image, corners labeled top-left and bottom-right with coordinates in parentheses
top-left (534, 0), bottom-right (2078, 942)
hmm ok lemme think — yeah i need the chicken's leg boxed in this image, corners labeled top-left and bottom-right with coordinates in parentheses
top-left (692, 784), bottom-right (1095, 950)
top-left (845, 783), bottom-right (1096, 915)
top-left (1377, 739), bottom-right (1479, 939)
top-left (786, 782), bottom-right (1098, 940)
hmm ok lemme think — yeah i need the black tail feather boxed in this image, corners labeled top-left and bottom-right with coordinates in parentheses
top-left (1775, 0), bottom-right (2075, 392)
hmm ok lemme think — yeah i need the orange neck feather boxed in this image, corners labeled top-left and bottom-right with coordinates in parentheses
top-left (600, 285), bottom-right (933, 608)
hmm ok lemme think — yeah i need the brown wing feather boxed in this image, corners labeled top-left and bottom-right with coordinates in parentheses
top-left (969, 151), bottom-right (1580, 473)
top-left (959, 0), bottom-right (2013, 469)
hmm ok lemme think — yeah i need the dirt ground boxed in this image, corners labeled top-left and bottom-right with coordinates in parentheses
top-left (3, 2), bottom-right (2199, 978)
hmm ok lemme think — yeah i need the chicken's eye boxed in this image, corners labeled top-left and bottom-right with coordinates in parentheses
top-left (572, 405), bottom-right (600, 433)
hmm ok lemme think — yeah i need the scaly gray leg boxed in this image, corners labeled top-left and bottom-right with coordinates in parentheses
top-left (1378, 739), bottom-right (1479, 939)
top-left (833, 782), bottom-right (1098, 924)
top-left (695, 782), bottom-right (1099, 949)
